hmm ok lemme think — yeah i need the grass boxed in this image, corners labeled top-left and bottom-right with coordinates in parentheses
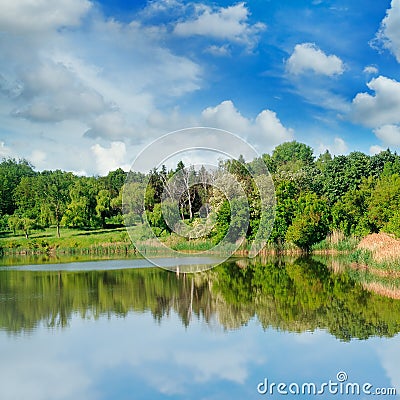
top-left (0, 227), bottom-right (135, 256)
top-left (312, 231), bottom-right (360, 252)
top-left (349, 248), bottom-right (400, 272)
top-left (3, 225), bottom-right (399, 273)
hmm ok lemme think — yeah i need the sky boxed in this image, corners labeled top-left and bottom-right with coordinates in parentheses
top-left (1, 0), bottom-right (400, 175)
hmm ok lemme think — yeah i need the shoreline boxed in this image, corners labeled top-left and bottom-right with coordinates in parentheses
top-left (1, 230), bottom-right (400, 267)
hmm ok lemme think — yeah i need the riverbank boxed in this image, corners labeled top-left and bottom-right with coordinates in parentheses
top-left (2, 228), bottom-right (400, 265)
top-left (0, 227), bottom-right (136, 256)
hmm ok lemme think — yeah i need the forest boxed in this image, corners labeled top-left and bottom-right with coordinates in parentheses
top-left (1, 140), bottom-right (400, 252)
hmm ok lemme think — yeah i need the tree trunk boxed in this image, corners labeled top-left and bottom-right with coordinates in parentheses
top-left (55, 206), bottom-right (61, 237)
top-left (188, 191), bottom-right (193, 220)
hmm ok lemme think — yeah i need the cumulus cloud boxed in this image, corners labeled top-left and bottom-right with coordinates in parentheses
top-left (91, 142), bottom-right (131, 175)
top-left (201, 100), bottom-right (293, 149)
top-left (173, 2), bottom-right (266, 49)
top-left (201, 100), bottom-right (250, 133)
top-left (254, 109), bottom-right (294, 144)
top-left (373, 0), bottom-right (400, 63)
top-left (370, 145), bottom-right (386, 155)
top-left (351, 76), bottom-right (400, 127)
top-left (317, 137), bottom-right (348, 155)
top-left (286, 43), bottom-right (344, 76)
top-left (373, 124), bottom-right (400, 146)
top-left (363, 65), bottom-right (379, 75)
top-left (0, 0), bottom-right (91, 34)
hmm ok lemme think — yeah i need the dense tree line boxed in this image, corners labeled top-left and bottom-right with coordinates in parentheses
top-left (1, 141), bottom-right (400, 249)
top-left (0, 162), bottom-right (129, 237)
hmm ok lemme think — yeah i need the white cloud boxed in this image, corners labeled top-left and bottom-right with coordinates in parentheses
top-left (11, 60), bottom-right (109, 123)
top-left (0, 3), bottom-right (205, 175)
top-left (377, 340), bottom-right (400, 393)
top-left (363, 65), bottom-right (379, 75)
top-left (0, 141), bottom-right (12, 158)
top-left (369, 145), bottom-right (386, 155)
top-left (84, 112), bottom-right (137, 140)
top-left (91, 141), bottom-right (131, 175)
top-left (201, 100), bottom-right (250, 133)
top-left (373, 124), bottom-right (400, 146)
top-left (317, 137), bottom-right (348, 155)
top-left (286, 43), bottom-right (344, 76)
top-left (351, 76), bottom-right (400, 127)
top-left (0, 333), bottom-right (93, 400)
top-left (201, 100), bottom-right (293, 149)
top-left (255, 109), bottom-right (294, 144)
top-left (373, 0), bottom-right (400, 63)
top-left (173, 2), bottom-right (266, 49)
top-left (0, 0), bottom-right (91, 34)
top-left (29, 149), bottom-right (47, 166)
top-left (204, 44), bottom-right (231, 56)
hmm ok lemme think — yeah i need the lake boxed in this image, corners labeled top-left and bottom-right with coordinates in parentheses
top-left (1, 255), bottom-right (400, 400)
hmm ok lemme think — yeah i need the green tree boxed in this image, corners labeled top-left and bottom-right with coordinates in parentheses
top-left (213, 200), bottom-right (230, 243)
top-left (0, 158), bottom-right (35, 216)
top-left (20, 217), bottom-right (37, 239)
top-left (322, 152), bottom-right (372, 204)
top-left (96, 189), bottom-right (111, 228)
top-left (331, 178), bottom-right (374, 236)
top-left (369, 149), bottom-right (397, 177)
top-left (269, 180), bottom-right (299, 246)
top-left (367, 174), bottom-right (400, 232)
top-left (286, 192), bottom-right (330, 251)
top-left (272, 141), bottom-right (314, 168)
top-left (147, 203), bottom-right (169, 235)
top-left (384, 211), bottom-right (400, 237)
top-left (41, 170), bottom-right (74, 237)
top-left (62, 177), bottom-right (99, 229)
top-left (6, 215), bottom-right (37, 238)
top-left (123, 182), bottom-right (147, 225)
top-left (13, 176), bottom-right (41, 220)
top-left (7, 214), bottom-right (20, 235)
top-left (101, 168), bottom-right (128, 197)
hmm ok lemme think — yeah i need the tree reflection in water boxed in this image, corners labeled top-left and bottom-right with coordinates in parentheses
top-left (1, 256), bottom-right (400, 340)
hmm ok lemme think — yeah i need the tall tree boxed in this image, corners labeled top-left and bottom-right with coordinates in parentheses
top-left (122, 182), bottom-right (147, 224)
top-left (272, 141), bottom-right (315, 168)
top-left (96, 189), bottom-right (112, 228)
top-left (0, 158), bottom-right (36, 216)
top-left (286, 192), bottom-right (330, 251)
top-left (40, 170), bottom-right (74, 237)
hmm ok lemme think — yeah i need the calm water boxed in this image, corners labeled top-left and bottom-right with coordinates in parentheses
top-left (1, 256), bottom-right (400, 400)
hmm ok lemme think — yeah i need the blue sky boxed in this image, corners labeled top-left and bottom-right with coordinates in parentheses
top-left (1, 0), bottom-right (400, 175)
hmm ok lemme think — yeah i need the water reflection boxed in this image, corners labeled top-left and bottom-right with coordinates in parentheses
top-left (1, 256), bottom-right (400, 340)
top-left (1, 256), bottom-right (400, 400)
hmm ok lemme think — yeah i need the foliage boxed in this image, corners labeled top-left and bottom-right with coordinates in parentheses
top-left (2, 143), bottom-right (400, 252)
top-left (285, 192), bottom-right (329, 251)
top-left (0, 158), bottom-right (36, 216)
top-left (272, 141), bottom-right (314, 167)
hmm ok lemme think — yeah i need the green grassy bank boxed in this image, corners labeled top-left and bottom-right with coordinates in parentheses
top-left (0, 227), bottom-right (135, 256)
